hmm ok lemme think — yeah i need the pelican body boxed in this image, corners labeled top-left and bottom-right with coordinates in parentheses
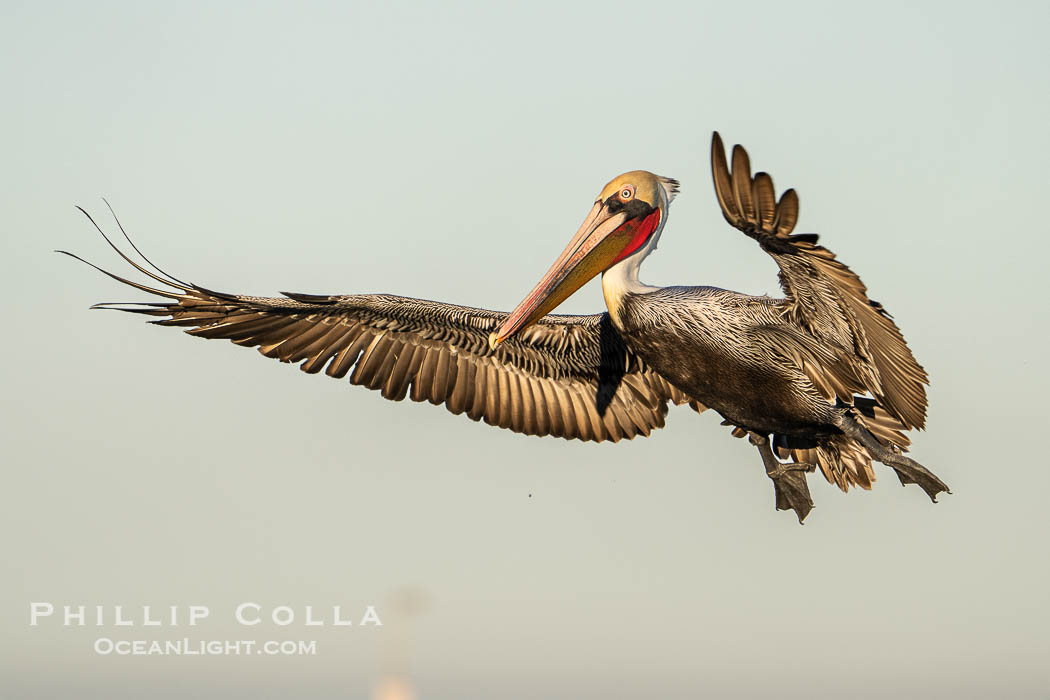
top-left (64, 133), bottom-right (949, 522)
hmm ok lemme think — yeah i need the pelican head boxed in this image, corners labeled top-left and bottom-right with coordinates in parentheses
top-left (491, 170), bottom-right (678, 346)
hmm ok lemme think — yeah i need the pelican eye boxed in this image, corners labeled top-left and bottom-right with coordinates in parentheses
top-left (619, 185), bottom-right (635, 200)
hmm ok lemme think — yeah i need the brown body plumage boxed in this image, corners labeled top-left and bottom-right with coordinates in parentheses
top-left (62, 132), bottom-right (949, 522)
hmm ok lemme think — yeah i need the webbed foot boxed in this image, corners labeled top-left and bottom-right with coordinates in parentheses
top-left (836, 414), bottom-right (951, 502)
top-left (749, 432), bottom-right (815, 523)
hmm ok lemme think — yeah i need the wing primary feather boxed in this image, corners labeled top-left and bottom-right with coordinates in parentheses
top-left (485, 365), bottom-right (502, 427)
top-left (753, 172), bottom-right (777, 231)
top-left (412, 347), bottom-right (435, 403)
top-left (74, 206), bottom-right (191, 292)
top-left (775, 189), bottom-right (799, 236)
top-left (357, 334), bottom-right (393, 384)
top-left (57, 250), bottom-right (182, 299)
top-left (710, 132), bottom-right (741, 226)
top-left (429, 348), bottom-right (450, 402)
top-left (275, 319), bottom-right (339, 361)
top-left (384, 343), bottom-right (422, 401)
top-left (504, 371), bottom-right (522, 431)
top-left (370, 339), bottom-right (401, 392)
top-left (450, 355), bottom-right (475, 415)
top-left (324, 335), bottom-right (361, 378)
top-left (467, 360), bottom-right (487, 421)
top-left (731, 145), bottom-right (756, 226)
top-left (300, 326), bottom-right (355, 374)
top-left (101, 199), bottom-right (194, 289)
top-left (540, 381), bottom-right (564, 437)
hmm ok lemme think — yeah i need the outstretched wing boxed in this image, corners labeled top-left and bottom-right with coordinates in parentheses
top-left (710, 132), bottom-right (928, 430)
top-left (62, 208), bottom-right (699, 443)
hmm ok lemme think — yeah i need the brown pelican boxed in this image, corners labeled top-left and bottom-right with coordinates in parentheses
top-left (62, 132), bottom-right (949, 521)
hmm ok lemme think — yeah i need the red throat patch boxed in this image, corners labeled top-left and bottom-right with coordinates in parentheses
top-left (611, 209), bottom-right (661, 264)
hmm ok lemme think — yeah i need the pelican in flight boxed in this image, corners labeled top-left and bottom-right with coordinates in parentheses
top-left (63, 132), bottom-right (949, 521)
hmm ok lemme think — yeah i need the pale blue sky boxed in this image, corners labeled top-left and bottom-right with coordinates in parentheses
top-left (3, 1), bottom-right (1048, 698)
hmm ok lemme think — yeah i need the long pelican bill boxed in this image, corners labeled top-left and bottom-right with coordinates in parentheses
top-left (491, 199), bottom-right (660, 347)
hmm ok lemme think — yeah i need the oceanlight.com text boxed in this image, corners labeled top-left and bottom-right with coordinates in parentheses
top-left (94, 638), bottom-right (318, 656)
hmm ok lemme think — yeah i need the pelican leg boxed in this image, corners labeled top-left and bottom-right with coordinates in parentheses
top-left (748, 432), bottom-right (814, 523)
top-left (836, 414), bottom-right (951, 502)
